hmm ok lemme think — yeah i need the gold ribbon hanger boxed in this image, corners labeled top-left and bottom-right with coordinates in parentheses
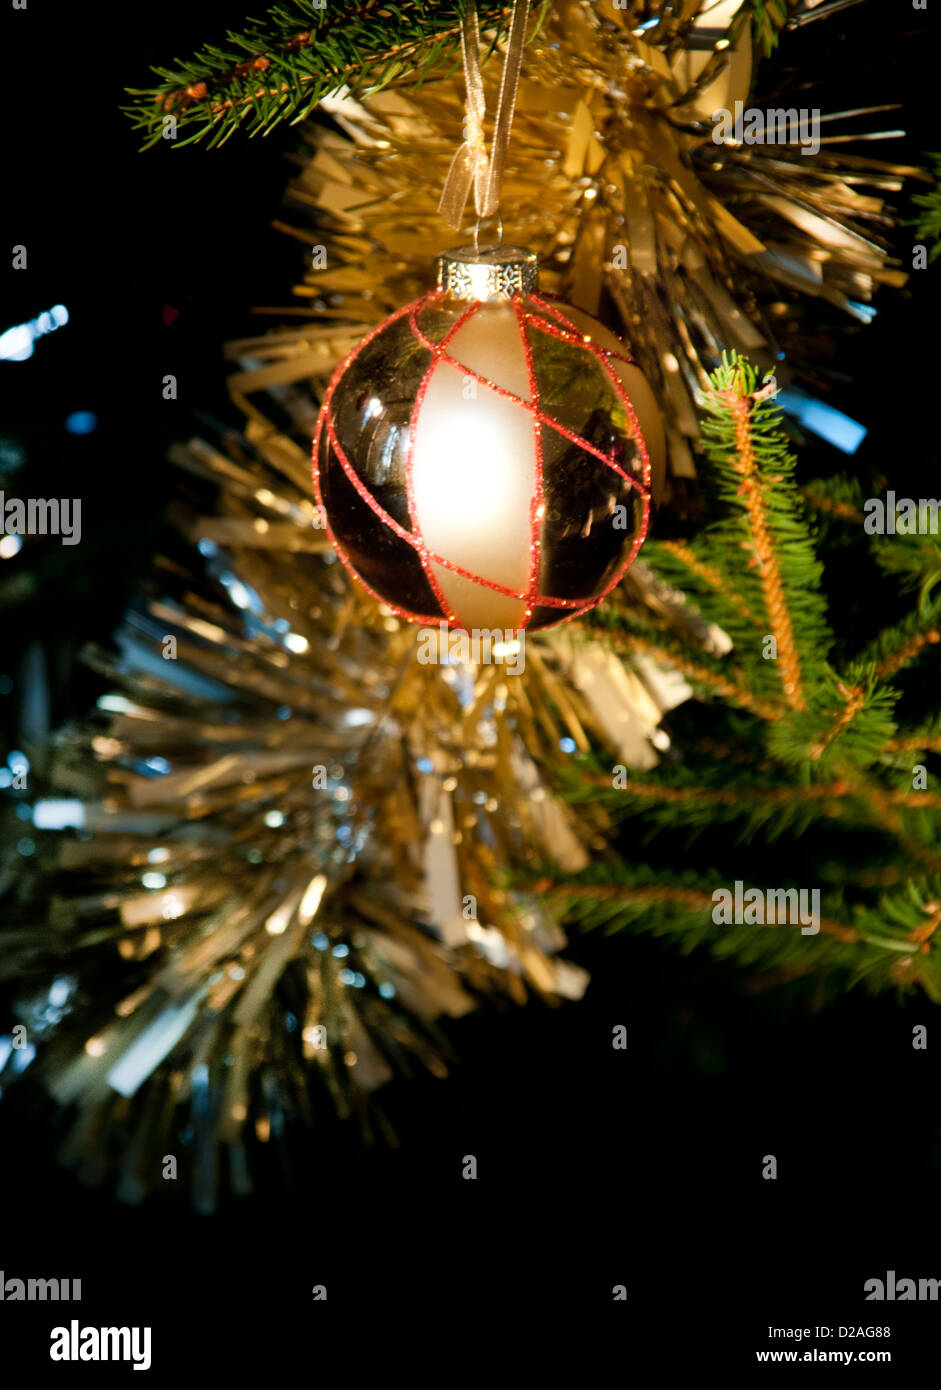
top-left (438, 0), bottom-right (531, 237)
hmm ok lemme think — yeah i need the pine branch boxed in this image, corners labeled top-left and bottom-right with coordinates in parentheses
top-left (655, 539), bottom-right (760, 627)
top-left (870, 529), bottom-right (941, 612)
top-left (122, 0), bottom-right (781, 150)
top-left (559, 756), bottom-right (941, 856)
top-left (801, 479), bottom-right (866, 526)
top-left (877, 629), bottom-right (941, 679)
top-left (905, 150), bottom-right (941, 261)
top-left (550, 351), bottom-right (941, 1004)
top-left (555, 880), bottom-right (860, 945)
top-left (852, 599), bottom-right (941, 680)
top-left (596, 359), bottom-right (910, 774)
top-left (836, 771), bottom-right (941, 877)
top-left (748, 0), bottom-right (789, 57)
top-left (540, 864), bottom-right (941, 1002)
top-left (123, 1), bottom-right (516, 150)
top-left (607, 627), bottom-right (782, 722)
top-left (618, 358), bottom-right (834, 722)
top-left (702, 358), bottom-right (827, 711)
top-left (564, 766), bottom-right (853, 840)
top-left (887, 717), bottom-right (941, 754)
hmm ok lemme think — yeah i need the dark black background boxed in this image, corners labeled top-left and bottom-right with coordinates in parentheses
top-left (2, 0), bottom-right (940, 1372)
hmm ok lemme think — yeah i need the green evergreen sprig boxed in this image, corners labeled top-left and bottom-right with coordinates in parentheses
top-left (123, 1), bottom-right (514, 150)
top-left (748, 0), bottom-right (788, 56)
top-left (906, 151), bottom-right (941, 262)
top-left (549, 353), bottom-right (941, 1004)
top-left (547, 862), bottom-right (941, 1003)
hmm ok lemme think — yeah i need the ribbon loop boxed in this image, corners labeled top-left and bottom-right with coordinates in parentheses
top-left (438, 1), bottom-right (530, 231)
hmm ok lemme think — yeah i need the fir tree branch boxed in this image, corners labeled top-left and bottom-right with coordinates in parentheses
top-left (807, 680), bottom-right (866, 760)
top-left (748, 0), bottom-right (789, 56)
top-left (874, 625), bottom-right (941, 680)
top-left (579, 777), bottom-right (850, 808)
top-left (546, 348), bottom-right (941, 1002)
top-left (543, 881), bottom-right (860, 943)
top-left (123, 2), bottom-right (516, 150)
top-left (908, 902), bottom-right (941, 948)
top-left (905, 151), bottom-right (941, 262)
top-left (564, 766), bottom-right (941, 849)
top-left (837, 771), bottom-right (941, 876)
top-left (562, 770), bottom-right (852, 840)
top-left (720, 369), bottom-right (806, 710)
top-left (800, 486), bottom-right (866, 525)
top-left (610, 630), bottom-right (782, 722)
top-left (887, 730), bottom-right (941, 753)
top-left (541, 870), bottom-right (941, 1001)
top-left (656, 538), bottom-right (759, 626)
top-left (664, 355), bottom-right (833, 719)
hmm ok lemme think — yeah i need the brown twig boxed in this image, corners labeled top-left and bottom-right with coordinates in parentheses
top-left (801, 488), bottom-right (866, 525)
top-left (875, 628), bottom-right (941, 681)
top-left (808, 682), bottom-right (865, 760)
top-left (584, 775), bottom-right (848, 809)
top-left (841, 772), bottom-right (941, 875)
top-left (586, 769), bottom-right (941, 816)
top-left (887, 732), bottom-right (941, 753)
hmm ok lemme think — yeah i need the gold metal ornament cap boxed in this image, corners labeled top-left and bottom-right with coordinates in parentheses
top-left (437, 244), bottom-right (539, 300)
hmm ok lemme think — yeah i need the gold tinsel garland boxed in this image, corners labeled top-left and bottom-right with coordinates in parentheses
top-left (3, 416), bottom-right (707, 1207)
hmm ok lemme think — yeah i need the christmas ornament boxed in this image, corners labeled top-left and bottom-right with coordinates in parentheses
top-left (313, 243), bottom-right (661, 632)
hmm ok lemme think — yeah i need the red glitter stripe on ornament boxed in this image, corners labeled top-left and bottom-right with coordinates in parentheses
top-left (512, 293), bottom-right (543, 631)
top-left (527, 293), bottom-right (639, 371)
